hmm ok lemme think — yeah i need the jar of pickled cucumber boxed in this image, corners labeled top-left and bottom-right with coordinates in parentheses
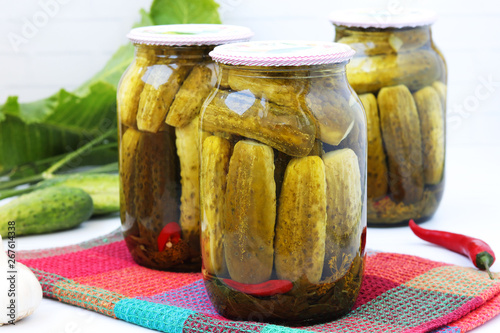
top-left (329, 9), bottom-right (447, 226)
top-left (199, 41), bottom-right (367, 324)
top-left (117, 24), bottom-right (253, 271)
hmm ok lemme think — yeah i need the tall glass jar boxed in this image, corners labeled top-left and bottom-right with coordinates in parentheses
top-left (330, 9), bottom-right (447, 226)
top-left (199, 41), bottom-right (367, 324)
top-left (117, 25), bottom-right (253, 271)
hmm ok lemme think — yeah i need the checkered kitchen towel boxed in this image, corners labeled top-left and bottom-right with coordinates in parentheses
top-left (18, 229), bottom-right (500, 333)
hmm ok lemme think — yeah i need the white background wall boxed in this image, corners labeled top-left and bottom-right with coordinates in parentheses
top-left (1, 0), bottom-right (499, 150)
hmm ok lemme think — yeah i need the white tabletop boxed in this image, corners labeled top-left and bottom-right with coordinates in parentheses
top-left (1, 144), bottom-right (499, 332)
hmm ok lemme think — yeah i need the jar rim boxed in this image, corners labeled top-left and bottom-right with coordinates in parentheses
top-left (127, 24), bottom-right (253, 46)
top-left (329, 8), bottom-right (437, 29)
top-left (209, 41), bottom-right (355, 67)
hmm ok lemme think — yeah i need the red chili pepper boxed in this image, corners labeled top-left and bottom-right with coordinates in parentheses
top-left (222, 278), bottom-right (293, 297)
top-left (360, 226), bottom-right (367, 254)
top-left (409, 220), bottom-right (496, 280)
top-left (157, 222), bottom-right (181, 252)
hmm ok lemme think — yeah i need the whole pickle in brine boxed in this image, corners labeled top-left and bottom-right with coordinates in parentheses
top-left (322, 149), bottom-right (362, 280)
top-left (119, 128), bottom-right (142, 232)
top-left (360, 93), bottom-right (388, 200)
top-left (224, 140), bottom-right (276, 284)
top-left (275, 156), bottom-right (327, 284)
top-left (133, 128), bottom-right (180, 235)
top-left (201, 135), bottom-right (232, 276)
top-left (136, 64), bottom-right (192, 133)
top-left (378, 85), bottom-right (424, 204)
top-left (227, 69), bottom-right (304, 109)
top-left (202, 89), bottom-right (316, 157)
top-left (337, 26), bottom-right (430, 56)
top-left (176, 116), bottom-right (208, 253)
top-left (413, 86), bottom-right (445, 185)
top-left (117, 47), bottom-right (156, 128)
top-left (166, 64), bottom-right (215, 128)
top-left (347, 49), bottom-right (443, 94)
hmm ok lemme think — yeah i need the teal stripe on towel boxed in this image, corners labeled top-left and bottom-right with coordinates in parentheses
top-left (115, 298), bottom-right (194, 333)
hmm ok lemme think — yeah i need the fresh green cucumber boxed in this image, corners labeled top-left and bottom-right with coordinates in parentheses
top-left (37, 173), bottom-right (119, 215)
top-left (0, 186), bottom-right (93, 237)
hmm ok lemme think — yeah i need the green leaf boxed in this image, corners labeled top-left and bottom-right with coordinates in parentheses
top-left (5, 144), bottom-right (118, 180)
top-left (0, 81), bottom-right (117, 172)
top-left (150, 0), bottom-right (221, 25)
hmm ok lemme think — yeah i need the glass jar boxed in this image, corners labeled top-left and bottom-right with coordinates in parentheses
top-left (117, 25), bottom-right (253, 271)
top-left (199, 41), bottom-right (367, 324)
top-left (330, 9), bottom-right (447, 226)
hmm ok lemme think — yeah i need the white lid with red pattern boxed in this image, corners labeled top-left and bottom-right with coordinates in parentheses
top-left (329, 8), bottom-right (437, 29)
top-left (209, 41), bottom-right (355, 67)
top-left (127, 24), bottom-right (253, 46)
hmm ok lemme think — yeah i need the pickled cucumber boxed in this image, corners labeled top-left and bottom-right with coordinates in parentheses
top-left (337, 26), bottom-right (430, 56)
top-left (378, 85), bottom-right (424, 204)
top-left (224, 140), bottom-right (276, 284)
top-left (347, 50), bottom-right (442, 94)
top-left (413, 86), bottom-right (445, 185)
top-left (133, 128), bottom-right (180, 237)
top-left (275, 156), bottom-right (327, 284)
top-left (201, 135), bottom-right (232, 276)
top-left (136, 64), bottom-right (192, 133)
top-left (176, 116), bottom-right (207, 251)
top-left (117, 47), bottom-right (156, 127)
top-left (322, 149), bottom-right (362, 279)
top-left (360, 93), bottom-right (388, 200)
top-left (202, 89), bottom-right (316, 156)
top-left (227, 70), bottom-right (304, 109)
top-left (166, 65), bottom-right (215, 128)
top-left (120, 128), bottom-right (142, 228)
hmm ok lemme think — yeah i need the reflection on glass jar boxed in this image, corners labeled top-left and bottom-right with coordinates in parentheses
top-left (330, 9), bottom-right (447, 226)
top-left (199, 41), bottom-right (367, 324)
top-left (117, 24), bottom-right (253, 271)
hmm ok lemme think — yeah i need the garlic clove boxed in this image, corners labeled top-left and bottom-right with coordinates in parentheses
top-left (1, 235), bottom-right (43, 325)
